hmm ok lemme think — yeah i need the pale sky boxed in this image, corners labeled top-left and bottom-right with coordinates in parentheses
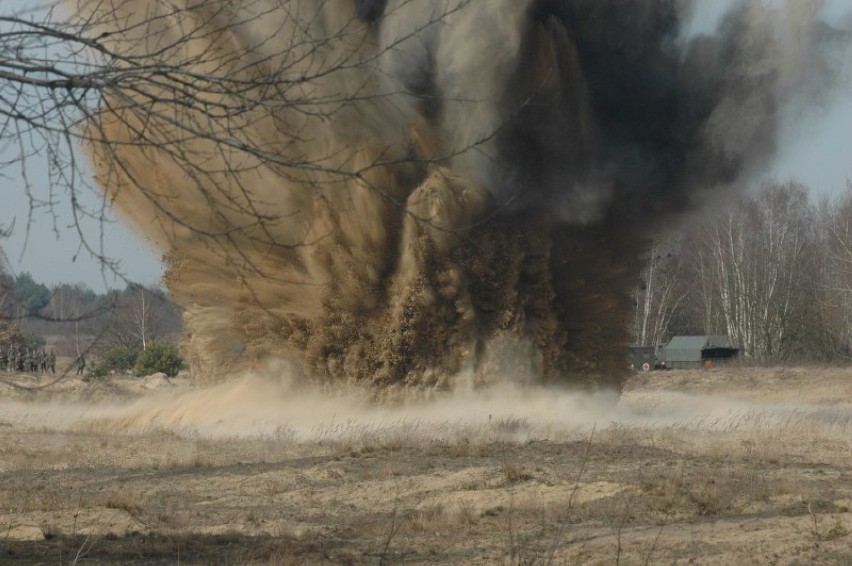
top-left (0, 1), bottom-right (850, 291)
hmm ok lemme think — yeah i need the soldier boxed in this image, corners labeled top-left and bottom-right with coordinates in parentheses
top-left (48, 350), bottom-right (56, 374)
top-left (9, 345), bottom-right (17, 373)
top-left (75, 353), bottom-right (86, 376)
top-left (40, 350), bottom-right (47, 373)
top-left (0, 347), bottom-right (6, 371)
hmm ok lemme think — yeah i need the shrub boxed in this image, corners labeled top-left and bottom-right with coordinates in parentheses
top-left (86, 364), bottom-right (109, 381)
top-left (133, 341), bottom-right (185, 377)
top-left (90, 346), bottom-right (141, 379)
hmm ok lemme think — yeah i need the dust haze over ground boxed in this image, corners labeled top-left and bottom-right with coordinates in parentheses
top-left (2, 367), bottom-right (852, 564)
top-left (1, 364), bottom-right (851, 441)
top-left (70, 0), bottom-right (848, 393)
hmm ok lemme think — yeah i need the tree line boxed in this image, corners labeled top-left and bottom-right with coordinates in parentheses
top-left (633, 180), bottom-right (852, 364)
top-left (0, 265), bottom-right (182, 370)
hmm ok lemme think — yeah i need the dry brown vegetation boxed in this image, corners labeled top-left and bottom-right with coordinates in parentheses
top-left (1, 366), bottom-right (851, 564)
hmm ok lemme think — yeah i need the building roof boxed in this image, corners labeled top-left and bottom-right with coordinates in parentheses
top-left (664, 335), bottom-right (736, 363)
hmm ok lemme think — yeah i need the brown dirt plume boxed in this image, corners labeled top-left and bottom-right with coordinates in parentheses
top-left (71, 0), bottom-right (839, 393)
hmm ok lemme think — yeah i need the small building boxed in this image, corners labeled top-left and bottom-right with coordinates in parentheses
top-left (663, 335), bottom-right (738, 369)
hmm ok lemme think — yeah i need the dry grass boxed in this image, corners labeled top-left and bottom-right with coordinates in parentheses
top-left (1, 368), bottom-right (852, 564)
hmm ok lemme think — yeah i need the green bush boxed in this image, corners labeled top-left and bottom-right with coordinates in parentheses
top-left (86, 364), bottom-right (110, 381)
top-left (133, 341), bottom-right (185, 377)
top-left (91, 346), bottom-right (141, 378)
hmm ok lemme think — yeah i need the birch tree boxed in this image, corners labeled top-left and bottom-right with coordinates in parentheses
top-left (693, 182), bottom-right (814, 361)
top-left (129, 286), bottom-right (151, 351)
top-left (816, 184), bottom-right (852, 358)
top-left (632, 239), bottom-right (687, 347)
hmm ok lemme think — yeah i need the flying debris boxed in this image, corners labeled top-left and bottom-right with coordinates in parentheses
top-left (75, 0), bottom-right (836, 395)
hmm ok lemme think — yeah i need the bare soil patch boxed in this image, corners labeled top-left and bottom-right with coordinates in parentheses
top-left (1, 367), bottom-right (851, 564)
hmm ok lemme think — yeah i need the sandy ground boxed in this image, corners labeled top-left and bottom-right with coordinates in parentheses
top-left (1, 366), bottom-right (851, 564)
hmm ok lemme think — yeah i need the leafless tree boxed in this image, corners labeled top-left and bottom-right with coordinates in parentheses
top-left (2, 0), bottom-right (558, 385)
top-left (632, 239), bottom-right (687, 348)
top-left (690, 182), bottom-right (816, 361)
top-left (130, 286), bottom-right (151, 351)
top-left (1, 0), bottom-right (479, 260)
top-left (811, 183), bottom-right (852, 359)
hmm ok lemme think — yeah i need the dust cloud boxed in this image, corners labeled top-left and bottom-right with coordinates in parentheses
top-left (3, 367), bottom-right (851, 442)
top-left (73, 0), bottom-right (843, 394)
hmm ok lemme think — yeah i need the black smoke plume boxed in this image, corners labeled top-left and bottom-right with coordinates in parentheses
top-left (74, 0), bottom-right (837, 396)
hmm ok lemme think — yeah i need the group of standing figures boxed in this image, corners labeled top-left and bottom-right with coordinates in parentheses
top-left (0, 346), bottom-right (57, 374)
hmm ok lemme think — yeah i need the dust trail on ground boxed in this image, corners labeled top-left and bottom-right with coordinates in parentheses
top-left (72, 0), bottom-right (844, 393)
top-left (3, 367), bottom-right (851, 441)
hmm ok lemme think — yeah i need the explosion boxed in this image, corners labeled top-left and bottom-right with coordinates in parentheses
top-left (74, 0), bottom-right (831, 395)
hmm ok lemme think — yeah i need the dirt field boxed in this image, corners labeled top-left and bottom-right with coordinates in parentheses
top-left (1, 366), bottom-right (851, 565)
